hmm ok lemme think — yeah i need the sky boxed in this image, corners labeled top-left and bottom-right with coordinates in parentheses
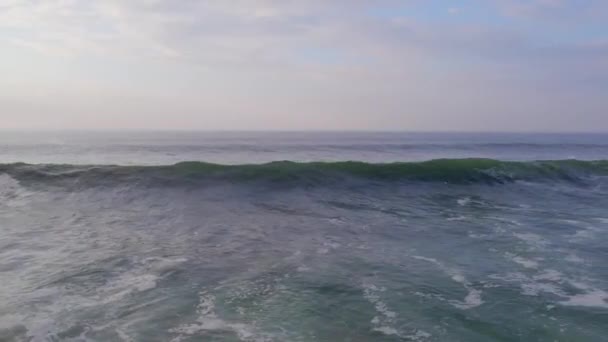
top-left (0, 0), bottom-right (607, 131)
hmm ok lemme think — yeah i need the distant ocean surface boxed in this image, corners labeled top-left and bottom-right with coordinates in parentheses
top-left (1, 132), bottom-right (607, 341)
top-left (1, 131), bottom-right (608, 164)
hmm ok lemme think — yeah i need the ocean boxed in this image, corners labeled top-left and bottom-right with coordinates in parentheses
top-left (0, 131), bottom-right (607, 341)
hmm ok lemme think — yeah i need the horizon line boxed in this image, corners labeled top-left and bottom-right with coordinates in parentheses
top-left (1, 129), bottom-right (608, 134)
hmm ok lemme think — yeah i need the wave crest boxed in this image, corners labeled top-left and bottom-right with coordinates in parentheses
top-left (1, 159), bottom-right (607, 187)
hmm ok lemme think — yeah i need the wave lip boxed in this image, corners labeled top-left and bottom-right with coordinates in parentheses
top-left (1, 159), bottom-right (607, 187)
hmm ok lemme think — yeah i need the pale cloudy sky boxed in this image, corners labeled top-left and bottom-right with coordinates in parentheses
top-left (0, 0), bottom-right (607, 131)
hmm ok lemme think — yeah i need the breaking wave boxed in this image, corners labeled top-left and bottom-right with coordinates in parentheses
top-left (1, 159), bottom-right (607, 187)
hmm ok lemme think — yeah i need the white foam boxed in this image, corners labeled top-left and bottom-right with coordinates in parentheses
top-left (457, 197), bottom-right (471, 206)
top-left (467, 231), bottom-right (484, 239)
top-left (558, 219), bottom-right (584, 226)
top-left (481, 282), bottom-right (500, 289)
top-left (316, 239), bottom-right (341, 254)
top-left (364, 284), bottom-right (432, 341)
top-left (571, 228), bottom-right (597, 240)
top-left (373, 326), bottom-right (400, 336)
top-left (363, 283), bottom-right (403, 338)
top-left (170, 292), bottom-right (268, 342)
top-left (0, 174), bottom-right (20, 189)
top-left (489, 272), bottom-right (566, 297)
top-left (99, 257), bottom-right (187, 303)
top-left (116, 328), bottom-right (135, 342)
top-left (447, 215), bottom-right (467, 221)
top-left (0, 315), bottom-right (26, 331)
top-left (486, 216), bottom-right (523, 226)
top-left (412, 255), bottom-right (441, 266)
top-left (328, 218), bottom-right (345, 225)
top-left (143, 257), bottom-right (188, 273)
top-left (533, 270), bottom-right (563, 282)
top-left (567, 280), bottom-right (593, 291)
top-left (363, 284), bottom-right (397, 319)
top-left (130, 276), bottom-right (158, 293)
top-left (491, 270), bottom-right (608, 308)
top-left (513, 233), bottom-right (547, 248)
top-left (414, 291), bottom-right (437, 299)
top-left (374, 325), bottom-right (432, 341)
top-left (412, 255), bottom-right (483, 310)
top-left (493, 225), bottom-right (507, 234)
top-left (411, 330), bottom-right (432, 340)
top-left (504, 252), bottom-right (540, 269)
top-left (511, 256), bottom-right (539, 269)
top-left (564, 254), bottom-right (585, 264)
top-left (324, 241), bottom-right (341, 249)
top-left (451, 274), bottom-right (466, 283)
top-left (521, 282), bottom-right (565, 297)
top-left (0, 174), bottom-right (32, 207)
top-left (101, 274), bottom-right (159, 304)
top-left (560, 290), bottom-right (608, 309)
top-left (451, 288), bottom-right (484, 310)
top-left (296, 265), bottom-right (311, 272)
top-left (1, 256), bottom-right (188, 342)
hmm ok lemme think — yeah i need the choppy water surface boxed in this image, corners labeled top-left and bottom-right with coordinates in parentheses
top-left (1, 132), bottom-right (607, 341)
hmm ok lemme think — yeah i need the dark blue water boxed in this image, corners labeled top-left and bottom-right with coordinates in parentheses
top-left (1, 131), bottom-right (607, 164)
top-left (0, 132), bottom-right (607, 341)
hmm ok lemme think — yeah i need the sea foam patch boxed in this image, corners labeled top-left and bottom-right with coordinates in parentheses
top-left (560, 290), bottom-right (608, 309)
top-left (513, 233), bottom-right (548, 249)
top-left (412, 255), bottom-right (483, 310)
top-left (504, 252), bottom-right (540, 269)
top-left (170, 292), bottom-right (269, 342)
top-left (0, 174), bottom-right (33, 208)
top-left (363, 283), bottom-right (431, 341)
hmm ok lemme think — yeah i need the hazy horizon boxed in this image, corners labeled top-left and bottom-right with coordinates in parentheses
top-left (1, 1), bottom-right (607, 132)
top-left (1, 129), bottom-right (608, 134)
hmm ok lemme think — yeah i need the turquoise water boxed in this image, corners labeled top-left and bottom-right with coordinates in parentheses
top-left (0, 132), bottom-right (607, 341)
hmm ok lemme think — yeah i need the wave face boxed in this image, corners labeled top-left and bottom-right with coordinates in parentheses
top-left (2, 159), bottom-right (608, 187)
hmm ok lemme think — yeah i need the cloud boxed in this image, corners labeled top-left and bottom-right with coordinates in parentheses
top-left (1, 0), bottom-right (605, 68)
top-left (493, 0), bottom-right (608, 22)
top-left (0, 0), bottom-right (606, 130)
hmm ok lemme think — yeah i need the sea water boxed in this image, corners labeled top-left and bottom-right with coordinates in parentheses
top-left (0, 132), bottom-right (607, 341)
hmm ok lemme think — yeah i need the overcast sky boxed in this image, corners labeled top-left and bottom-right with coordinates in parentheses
top-left (0, 0), bottom-right (607, 131)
